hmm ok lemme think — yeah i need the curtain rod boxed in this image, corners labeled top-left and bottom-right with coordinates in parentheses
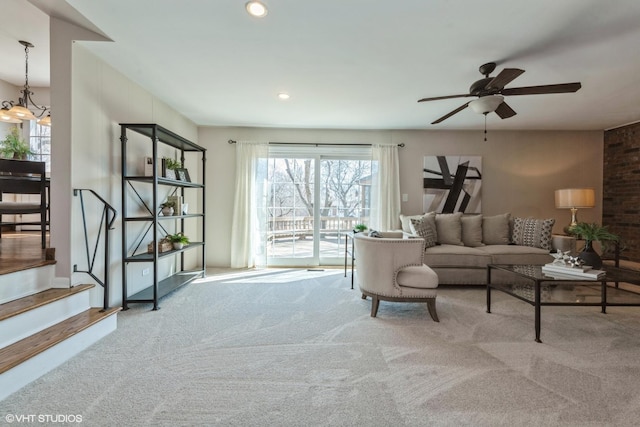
top-left (227, 140), bottom-right (404, 148)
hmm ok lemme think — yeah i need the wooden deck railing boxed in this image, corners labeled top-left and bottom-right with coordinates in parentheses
top-left (267, 216), bottom-right (366, 241)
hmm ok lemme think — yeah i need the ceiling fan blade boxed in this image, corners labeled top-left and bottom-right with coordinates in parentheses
top-left (501, 82), bottom-right (582, 96)
top-left (431, 102), bottom-right (470, 124)
top-left (418, 94), bottom-right (471, 103)
top-left (486, 68), bottom-right (525, 90)
top-left (495, 101), bottom-right (517, 119)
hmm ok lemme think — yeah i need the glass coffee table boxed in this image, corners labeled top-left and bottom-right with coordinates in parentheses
top-left (486, 264), bottom-right (640, 343)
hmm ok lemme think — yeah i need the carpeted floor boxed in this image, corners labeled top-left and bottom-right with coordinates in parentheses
top-left (2, 268), bottom-right (640, 426)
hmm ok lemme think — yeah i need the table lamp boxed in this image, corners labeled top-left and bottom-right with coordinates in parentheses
top-left (554, 188), bottom-right (595, 234)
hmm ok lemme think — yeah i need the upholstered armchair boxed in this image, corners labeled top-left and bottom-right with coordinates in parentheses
top-left (354, 232), bottom-right (439, 321)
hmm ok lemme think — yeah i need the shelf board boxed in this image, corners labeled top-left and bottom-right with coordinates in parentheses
top-left (125, 241), bottom-right (204, 262)
top-left (124, 176), bottom-right (204, 188)
top-left (127, 271), bottom-right (204, 302)
top-left (125, 214), bottom-right (204, 222)
top-left (120, 123), bottom-right (206, 152)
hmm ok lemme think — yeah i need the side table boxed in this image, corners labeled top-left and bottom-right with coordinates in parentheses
top-left (343, 231), bottom-right (355, 289)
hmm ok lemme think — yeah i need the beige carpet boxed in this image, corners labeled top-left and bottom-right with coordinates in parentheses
top-left (2, 268), bottom-right (640, 426)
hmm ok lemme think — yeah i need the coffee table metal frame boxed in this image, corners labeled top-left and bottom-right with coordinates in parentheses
top-left (486, 264), bottom-right (640, 343)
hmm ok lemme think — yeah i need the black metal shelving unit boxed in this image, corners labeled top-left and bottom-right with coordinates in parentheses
top-left (120, 123), bottom-right (206, 310)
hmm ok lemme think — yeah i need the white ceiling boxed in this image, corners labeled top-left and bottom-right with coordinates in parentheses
top-left (3, 0), bottom-right (640, 131)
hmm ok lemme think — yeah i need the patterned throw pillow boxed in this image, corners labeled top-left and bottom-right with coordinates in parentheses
top-left (411, 217), bottom-right (437, 248)
top-left (511, 217), bottom-right (556, 250)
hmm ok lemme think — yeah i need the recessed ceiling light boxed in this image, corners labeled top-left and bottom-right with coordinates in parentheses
top-left (246, 1), bottom-right (268, 18)
top-left (278, 93), bottom-right (290, 100)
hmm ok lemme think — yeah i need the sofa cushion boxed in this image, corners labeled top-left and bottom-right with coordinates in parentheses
top-left (461, 214), bottom-right (484, 247)
top-left (482, 213), bottom-right (510, 245)
top-left (410, 216), bottom-right (437, 248)
top-left (478, 244), bottom-right (553, 265)
top-left (396, 265), bottom-right (438, 290)
top-left (423, 244), bottom-right (491, 268)
top-left (435, 212), bottom-right (463, 245)
top-left (511, 217), bottom-right (555, 250)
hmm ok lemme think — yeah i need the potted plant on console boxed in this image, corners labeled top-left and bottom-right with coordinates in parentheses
top-left (570, 222), bottom-right (619, 269)
top-left (353, 223), bottom-right (367, 233)
top-left (168, 232), bottom-right (190, 250)
top-left (1, 126), bottom-right (33, 159)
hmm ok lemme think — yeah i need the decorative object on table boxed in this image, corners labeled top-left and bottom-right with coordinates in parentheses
top-left (554, 188), bottom-right (595, 234)
top-left (570, 222), bottom-right (619, 270)
top-left (143, 156), bottom-right (153, 176)
top-left (541, 262), bottom-right (605, 280)
top-left (160, 201), bottom-right (175, 216)
top-left (551, 249), bottom-right (571, 265)
top-left (0, 126), bottom-right (32, 159)
top-left (147, 237), bottom-right (173, 253)
top-left (353, 223), bottom-right (367, 233)
top-left (175, 168), bottom-right (191, 182)
top-left (167, 232), bottom-right (190, 250)
top-left (162, 157), bottom-right (181, 180)
top-left (423, 155), bottom-right (482, 213)
top-left (166, 195), bottom-right (183, 215)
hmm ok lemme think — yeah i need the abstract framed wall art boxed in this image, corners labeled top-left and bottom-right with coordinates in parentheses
top-left (423, 155), bottom-right (482, 213)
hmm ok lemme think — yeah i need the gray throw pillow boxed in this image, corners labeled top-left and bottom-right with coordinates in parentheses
top-left (435, 212), bottom-right (463, 245)
top-left (410, 216), bottom-right (437, 248)
top-left (400, 213), bottom-right (425, 233)
top-left (511, 217), bottom-right (556, 250)
top-left (461, 214), bottom-right (484, 247)
top-left (483, 213), bottom-right (511, 245)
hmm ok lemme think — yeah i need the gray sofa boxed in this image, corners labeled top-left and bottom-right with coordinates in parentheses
top-left (399, 212), bottom-right (573, 286)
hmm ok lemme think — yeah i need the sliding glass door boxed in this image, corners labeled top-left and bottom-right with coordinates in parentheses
top-left (263, 147), bottom-right (373, 267)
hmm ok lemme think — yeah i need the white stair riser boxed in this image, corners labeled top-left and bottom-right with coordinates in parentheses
top-left (0, 290), bottom-right (91, 349)
top-left (0, 314), bottom-right (117, 402)
top-left (0, 265), bottom-right (55, 304)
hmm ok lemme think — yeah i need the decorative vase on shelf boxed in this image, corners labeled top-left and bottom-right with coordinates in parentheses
top-left (161, 206), bottom-right (174, 216)
top-left (578, 241), bottom-right (602, 269)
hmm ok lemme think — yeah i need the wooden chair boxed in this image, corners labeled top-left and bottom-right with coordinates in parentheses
top-left (0, 159), bottom-right (48, 249)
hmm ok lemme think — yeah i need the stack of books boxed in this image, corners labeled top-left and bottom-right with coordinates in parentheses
top-left (541, 263), bottom-right (606, 280)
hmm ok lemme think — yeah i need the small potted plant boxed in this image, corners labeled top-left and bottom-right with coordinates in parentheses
top-left (353, 223), bottom-right (368, 233)
top-left (1, 126), bottom-right (32, 159)
top-left (570, 222), bottom-right (619, 269)
top-left (167, 232), bottom-right (190, 250)
top-left (160, 201), bottom-right (175, 216)
top-left (163, 157), bottom-right (181, 179)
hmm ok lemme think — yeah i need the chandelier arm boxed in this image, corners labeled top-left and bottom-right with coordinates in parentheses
top-left (24, 90), bottom-right (48, 117)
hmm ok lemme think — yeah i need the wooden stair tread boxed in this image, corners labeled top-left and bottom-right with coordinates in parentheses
top-left (0, 259), bottom-right (56, 276)
top-left (0, 307), bottom-right (120, 374)
top-left (0, 284), bottom-right (94, 322)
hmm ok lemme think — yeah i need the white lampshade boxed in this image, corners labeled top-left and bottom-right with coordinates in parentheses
top-left (554, 188), bottom-right (595, 208)
top-left (469, 95), bottom-right (504, 114)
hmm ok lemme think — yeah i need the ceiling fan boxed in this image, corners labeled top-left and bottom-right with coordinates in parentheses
top-left (418, 62), bottom-right (582, 125)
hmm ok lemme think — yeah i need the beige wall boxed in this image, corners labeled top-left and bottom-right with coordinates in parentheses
top-left (50, 18), bottom-right (197, 306)
top-left (199, 127), bottom-right (603, 267)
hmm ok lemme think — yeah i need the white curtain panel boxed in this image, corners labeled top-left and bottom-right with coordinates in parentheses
top-left (370, 144), bottom-right (401, 231)
top-left (230, 141), bottom-right (268, 268)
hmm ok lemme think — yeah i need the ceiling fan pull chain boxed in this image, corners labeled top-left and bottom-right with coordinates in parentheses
top-left (484, 113), bottom-right (488, 142)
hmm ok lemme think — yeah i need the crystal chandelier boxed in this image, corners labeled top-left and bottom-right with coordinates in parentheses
top-left (0, 40), bottom-right (51, 126)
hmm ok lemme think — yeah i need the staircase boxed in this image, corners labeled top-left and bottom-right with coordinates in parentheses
top-left (0, 255), bottom-right (119, 401)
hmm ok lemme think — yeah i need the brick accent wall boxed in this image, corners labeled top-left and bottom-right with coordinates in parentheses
top-left (603, 121), bottom-right (640, 262)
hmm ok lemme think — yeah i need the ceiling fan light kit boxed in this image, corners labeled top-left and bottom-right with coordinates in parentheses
top-left (469, 95), bottom-right (504, 114)
top-left (418, 61), bottom-right (581, 126)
